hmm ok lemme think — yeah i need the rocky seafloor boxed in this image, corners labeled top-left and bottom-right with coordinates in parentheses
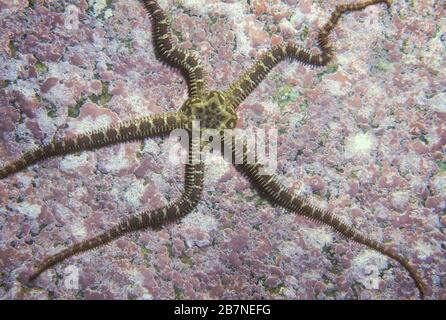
top-left (0, 0), bottom-right (445, 299)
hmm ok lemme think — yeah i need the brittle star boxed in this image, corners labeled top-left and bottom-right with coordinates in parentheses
top-left (0, 0), bottom-right (427, 298)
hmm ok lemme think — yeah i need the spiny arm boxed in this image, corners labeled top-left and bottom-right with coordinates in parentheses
top-left (28, 138), bottom-right (204, 282)
top-left (223, 136), bottom-right (426, 299)
top-left (223, 0), bottom-right (391, 110)
top-left (142, 0), bottom-right (207, 98)
top-left (0, 111), bottom-right (186, 180)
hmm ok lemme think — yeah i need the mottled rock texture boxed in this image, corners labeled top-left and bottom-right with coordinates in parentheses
top-left (0, 0), bottom-right (445, 299)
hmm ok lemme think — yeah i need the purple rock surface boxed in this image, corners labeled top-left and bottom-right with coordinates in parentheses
top-left (0, 0), bottom-right (445, 299)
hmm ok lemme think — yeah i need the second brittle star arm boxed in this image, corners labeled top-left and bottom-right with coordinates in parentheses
top-left (223, 0), bottom-right (391, 110)
top-left (0, 111), bottom-right (187, 180)
top-left (142, 0), bottom-right (207, 98)
top-left (28, 139), bottom-right (204, 282)
top-left (223, 136), bottom-right (427, 299)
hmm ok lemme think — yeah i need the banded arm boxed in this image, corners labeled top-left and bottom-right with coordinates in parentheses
top-left (223, 0), bottom-right (391, 109)
top-left (28, 137), bottom-right (204, 282)
top-left (0, 111), bottom-right (186, 180)
top-left (142, 0), bottom-right (207, 98)
top-left (223, 136), bottom-right (426, 299)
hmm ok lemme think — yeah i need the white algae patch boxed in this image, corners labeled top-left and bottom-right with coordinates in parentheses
top-left (88, 0), bottom-right (112, 18)
top-left (141, 292), bottom-right (153, 300)
top-left (181, 210), bottom-right (218, 248)
top-left (325, 78), bottom-right (343, 97)
top-left (100, 145), bottom-right (131, 174)
top-left (71, 220), bottom-right (87, 239)
top-left (123, 180), bottom-right (146, 208)
top-left (60, 153), bottom-right (89, 173)
top-left (344, 132), bottom-right (375, 159)
top-left (299, 226), bottom-right (333, 249)
top-left (3, 62), bottom-right (29, 85)
top-left (15, 202), bottom-right (41, 219)
top-left (71, 114), bottom-right (114, 134)
top-left (279, 240), bottom-right (302, 257)
top-left (36, 109), bottom-right (59, 143)
top-left (431, 172), bottom-right (446, 194)
top-left (123, 93), bottom-right (148, 116)
top-left (351, 251), bottom-right (387, 290)
top-left (182, 211), bottom-right (218, 232)
top-left (415, 241), bottom-right (436, 260)
top-left (390, 191), bottom-right (410, 210)
top-left (15, 174), bottom-right (33, 187)
top-left (429, 92), bottom-right (446, 113)
top-left (64, 5), bottom-right (80, 31)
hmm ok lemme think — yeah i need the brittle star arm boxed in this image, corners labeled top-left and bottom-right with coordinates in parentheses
top-left (222, 136), bottom-right (427, 299)
top-left (28, 138), bottom-right (204, 282)
top-left (0, 111), bottom-right (187, 179)
top-left (223, 0), bottom-right (391, 109)
top-left (142, 0), bottom-right (207, 98)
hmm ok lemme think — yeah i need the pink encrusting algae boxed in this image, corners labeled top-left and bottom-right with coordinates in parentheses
top-left (0, 0), bottom-right (445, 299)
